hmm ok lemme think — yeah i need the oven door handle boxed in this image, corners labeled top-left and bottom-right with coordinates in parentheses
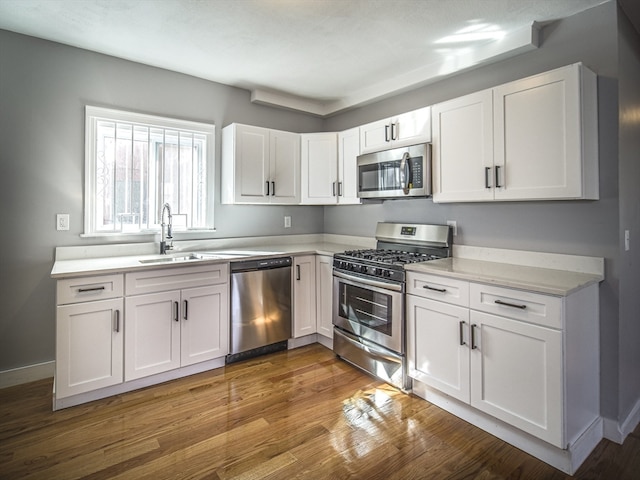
top-left (333, 270), bottom-right (403, 292)
top-left (336, 328), bottom-right (403, 363)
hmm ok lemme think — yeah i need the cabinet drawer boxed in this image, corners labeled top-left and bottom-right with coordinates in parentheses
top-left (406, 272), bottom-right (469, 307)
top-left (470, 283), bottom-right (563, 329)
top-left (125, 263), bottom-right (229, 296)
top-left (57, 274), bottom-right (124, 305)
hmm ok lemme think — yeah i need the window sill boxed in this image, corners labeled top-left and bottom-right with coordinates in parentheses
top-left (80, 229), bottom-right (218, 241)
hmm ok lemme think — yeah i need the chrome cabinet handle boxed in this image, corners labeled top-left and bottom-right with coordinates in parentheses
top-left (385, 124), bottom-right (390, 142)
top-left (271, 181), bottom-right (275, 196)
top-left (338, 182), bottom-right (343, 197)
top-left (495, 165), bottom-right (502, 188)
top-left (495, 299), bottom-right (527, 309)
top-left (485, 167), bottom-right (491, 189)
top-left (183, 300), bottom-right (188, 320)
top-left (114, 310), bottom-right (120, 333)
top-left (332, 182), bottom-right (336, 197)
top-left (265, 181), bottom-right (270, 196)
top-left (459, 321), bottom-right (466, 346)
top-left (471, 324), bottom-right (478, 349)
top-left (423, 285), bottom-right (447, 293)
top-left (174, 301), bottom-right (179, 322)
top-left (391, 122), bottom-right (397, 141)
top-left (78, 286), bottom-right (105, 293)
top-left (296, 264), bottom-right (301, 280)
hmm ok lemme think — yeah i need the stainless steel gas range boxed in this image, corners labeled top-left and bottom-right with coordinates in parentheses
top-left (332, 222), bottom-right (453, 391)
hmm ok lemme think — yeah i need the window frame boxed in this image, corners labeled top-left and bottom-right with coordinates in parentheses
top-left (83, 106), bottom-right (215, 238)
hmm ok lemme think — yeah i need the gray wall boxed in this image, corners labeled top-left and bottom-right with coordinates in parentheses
top-left (323, 2), bottom-right (623, 420)
top-left (617, 5), bottom-right (640, 427)
top-left (0, 30), bottom-right (324, 371)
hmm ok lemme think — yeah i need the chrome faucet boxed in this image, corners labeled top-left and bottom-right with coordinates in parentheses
top-left (160, 203), bottom-right (173, 254)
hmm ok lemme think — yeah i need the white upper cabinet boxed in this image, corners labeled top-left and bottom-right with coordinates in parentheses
top-left (359, 106), bottom-right (431, 154)
top-left (432, 89), bottom-right (494, 203)
top-left (432, 63), bottom-right (599, 203)
top-left (301, 128), bottom-right (361, 205)
top-left (301, 133), bottom-right (338, 204)
top-left (222, 123), bottom-right (300, 204)
top-left (337, 127), bottom-right (361, 204)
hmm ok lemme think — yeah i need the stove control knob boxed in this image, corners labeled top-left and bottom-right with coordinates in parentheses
top-left (383, 270), bottom-right (392, 278)
top-left (360, 266), bottom-right (368, 274)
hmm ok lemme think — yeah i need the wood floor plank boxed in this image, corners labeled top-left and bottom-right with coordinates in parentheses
top-left (1, 344), bottom-right (638, 479)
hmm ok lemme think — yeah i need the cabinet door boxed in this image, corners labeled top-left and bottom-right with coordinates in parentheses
top-left (359, 118), bottom-right (392, 154)
top-left (432, 90), bottom-right (494, 203)
top-left (181, 284), bottom-right (229, 366)
top-left (406, 295), bottom-right (470, 403)
top-left (270, 129), bottom-right (300, 204)
top-left (315, 255), bottom-right (333, 338)
top-left (393, 106), bottom-right (431, 147)
top-left (56, 298), bottom-right (123, 398)
top-left (301, 133), bottom-right (338, 204)
top-left (125, 291), bottom-right (181, 381)
top-left (293, 255), bottom-right (317, 337)
top-left (469, 310), bottom-right (563, 447)
top-left (493, 64), bottom-right (586, 200)
top-left (234, 124), bottom-right (270, 203)
top-left (337, 127), bottom-right (361, 205)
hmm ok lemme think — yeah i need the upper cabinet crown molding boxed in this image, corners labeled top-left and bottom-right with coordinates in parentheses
top-left (432, 63), bottom-right (598, 203)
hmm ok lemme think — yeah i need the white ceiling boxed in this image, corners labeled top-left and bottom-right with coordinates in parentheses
top-left (0, 0), bottom-right (610, 116)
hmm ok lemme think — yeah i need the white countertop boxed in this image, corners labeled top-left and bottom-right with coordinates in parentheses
top-left (405, 257), bottom-right (604, 296)
top-left (50, 241), bottom-right (361, 278)
top-left (51, 235), bottom-right (605, 296)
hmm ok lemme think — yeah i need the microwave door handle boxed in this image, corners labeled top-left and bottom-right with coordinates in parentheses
top-left (400, 152), bottom-right (410, 194)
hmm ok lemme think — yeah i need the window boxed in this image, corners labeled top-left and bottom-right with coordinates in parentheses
top-left (84, 106), bottom-right (214, 236)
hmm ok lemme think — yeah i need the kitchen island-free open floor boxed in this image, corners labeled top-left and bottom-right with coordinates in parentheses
top-left (1, 344), bottom-right (638, 479)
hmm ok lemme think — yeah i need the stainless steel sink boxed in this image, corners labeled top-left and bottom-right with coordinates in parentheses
top-left (139, 253), bottom-right (206, 264)
top-left (137, 250), bottom-right (274, 264)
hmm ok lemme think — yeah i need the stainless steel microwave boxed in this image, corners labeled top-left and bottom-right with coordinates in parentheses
top-left (357, 143), bottom-right (431, 199)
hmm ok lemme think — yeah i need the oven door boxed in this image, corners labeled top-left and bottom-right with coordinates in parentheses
top-left (332, 270), bottom-right (403, 353)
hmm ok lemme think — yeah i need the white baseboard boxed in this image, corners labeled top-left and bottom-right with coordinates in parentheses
top-left (0, 361), bottom-right (55, 389)
top-left (603, 397), bottom-right (640, 444)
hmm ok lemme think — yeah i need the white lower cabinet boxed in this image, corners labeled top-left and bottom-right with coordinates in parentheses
top-left (124, 265), bottom-right (229, 381)
top-left (407, 271), bottom-right (598, 451)
top-left (469, 309), bottom-right (562, 446)
top-left (293, 255), bottom-right (317, 338)
top-left (125, 283), bottom-right (228, 381)
top-left (55, 274), bottom-right (124, 398)
top-left (54, 263), bottom-right (230, 408)
top-left (406, 296), bottom-right (470, 402)
top-left (56, 297), bottom-right (124, 397)
top-left (315, 255), bottom-right (333, 338)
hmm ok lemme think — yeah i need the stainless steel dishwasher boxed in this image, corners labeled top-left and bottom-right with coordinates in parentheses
top-left (227, 256), bottom-right (292, 363)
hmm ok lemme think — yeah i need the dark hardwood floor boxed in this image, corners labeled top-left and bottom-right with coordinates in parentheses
top-left (1, 344), bottom-right (639, 479)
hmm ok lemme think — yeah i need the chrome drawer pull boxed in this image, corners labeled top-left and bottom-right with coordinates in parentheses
top-left (77, 286), bottom-right (105, 293)
top-left (495, 299), bottom-right (527, 310)
top-left (423, 285), bottom-right (447, 293)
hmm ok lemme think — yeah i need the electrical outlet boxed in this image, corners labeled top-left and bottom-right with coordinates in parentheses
top-left (625, 230), bottom-right (630, 251)
top-left (446, 220), bottom-right (457, 236)
top-left (57, 213), bottom-right (70, 231)
top-left (284, 215), bottom-right (291, 228)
